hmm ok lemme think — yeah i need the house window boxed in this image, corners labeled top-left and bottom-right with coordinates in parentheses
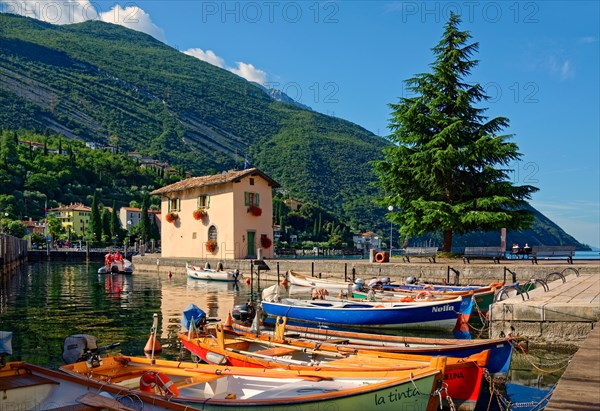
top-left (244, 192), bottom-right (260, 207)
top-left (197, 195), bottom-right (210, 209)
top-left (208, 225), bottom-right (217, 242)
top-left (249, 178), bottom-right (255, 185)
top-left (168, 197), bottom-right (180, 212)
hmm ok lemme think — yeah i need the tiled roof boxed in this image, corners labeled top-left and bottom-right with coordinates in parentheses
top-left (150, 168), bottom-right (280, 195)
top-left (49, 203), bottom-right (91, 212)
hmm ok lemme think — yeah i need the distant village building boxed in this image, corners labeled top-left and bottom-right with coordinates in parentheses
top-left (47, 203), bottom-right (91, 236)
top-left (353, 231), bottom-right (382, 252)
top-left (150, 168), bottom-right (279, 259)
top-left (284, 198), bottom-right (303, 211)
top-left (21, 218), bottom-right (46, 235)
top-left (119, 207), bottom-right (161, 232)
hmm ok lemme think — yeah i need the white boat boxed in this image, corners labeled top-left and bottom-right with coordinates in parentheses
top-left (98, 258), bottom-right (134, 274)
top-left (286, 270), bottom-right (355, 292)
top-left (186, 262), bottom-right (241, 282)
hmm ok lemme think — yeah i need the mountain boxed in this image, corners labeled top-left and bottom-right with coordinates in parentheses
top-left (0, 13), bottom-right (588, 249)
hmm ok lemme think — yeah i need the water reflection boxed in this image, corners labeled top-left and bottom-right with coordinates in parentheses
top-left (0, 261), bottom-right (573, 410)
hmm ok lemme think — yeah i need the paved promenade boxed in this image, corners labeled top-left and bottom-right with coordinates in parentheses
top-left (489, 272), bottom-right (600, 345)
top-left (545, 324), bottom-right (600, 410)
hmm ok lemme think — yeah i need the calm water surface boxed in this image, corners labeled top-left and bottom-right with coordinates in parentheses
top-left (0, 261), bottom-right (572, 410)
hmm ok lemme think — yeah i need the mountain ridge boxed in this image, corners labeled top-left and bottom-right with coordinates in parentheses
top-left (0, 13), bottom-right (589, 249)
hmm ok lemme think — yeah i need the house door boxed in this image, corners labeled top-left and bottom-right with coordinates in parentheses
top-left (247, 231), bottom-right (256, 258)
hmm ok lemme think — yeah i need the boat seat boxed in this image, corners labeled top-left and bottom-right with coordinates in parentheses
top-left (0, 373), bottom-right (58, 391)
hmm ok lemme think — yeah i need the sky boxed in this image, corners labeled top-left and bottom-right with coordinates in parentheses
top-left (2, 0), bottom-right (599, 248)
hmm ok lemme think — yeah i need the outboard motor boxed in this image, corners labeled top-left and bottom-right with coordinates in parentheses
top-left (62, 334), bottom-right (120, 367)
top-left (232, 301), bottom-right (256, 321)
top-left (353, 278), bottom-right (365, 291)
top-left (181, 304), bottom-right (207, 331)
top-left (406, 276), bottom-right (417, 284)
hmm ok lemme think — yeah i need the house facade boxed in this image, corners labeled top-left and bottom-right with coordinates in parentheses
top-left (47, 203), bottom-right (91, 237)
top-left (150, 168), bottom-right (279, 259)
top-left (119, 207), bottom-right (161, 232)
top-left (352, 231), bottom-right (382, 252)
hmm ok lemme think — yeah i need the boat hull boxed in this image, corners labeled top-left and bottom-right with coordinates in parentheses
top-left (186, 263), bottom-right (240, 282)
top-left (261, 297), bottom-right (468, 330)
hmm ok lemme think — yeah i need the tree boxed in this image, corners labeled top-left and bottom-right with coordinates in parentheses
top-left (46, 216), bottom-right (63, 242)
top-left (89, 191), bottom-right (102, 242)
top-left (373, 13), bottom-right (538, 253)
top-left (140, 192), bottom-right (150, 242)
top-left (101, 208), bottom-right (111, 239)
top-left (110, 200), bottom-right (119, 238)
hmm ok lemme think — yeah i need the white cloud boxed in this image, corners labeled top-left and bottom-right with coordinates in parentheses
top-left (184, 48), bottom-right (226, 69)
top-left (184, 48), bottom-right (268, 85)
top-left (546, 54), bottom-right (574, 80)
top-left (578, 36), bottom-right (599, 44)
top-left (229, 62), bottom-right (268, 85)
top-left (1, 1), bottom-right (165, 42)
top-left (99, 5), bottom-right (165, 42)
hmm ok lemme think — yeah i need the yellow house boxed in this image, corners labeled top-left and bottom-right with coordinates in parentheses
top-left (150, 168), bottom-right (280, 259)
top-left (47, 203), bottom-right (91, 237)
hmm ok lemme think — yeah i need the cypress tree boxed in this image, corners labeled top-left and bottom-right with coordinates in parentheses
top-left (140, 192), bottom-right (150, 241)
top-left (110, 200), bottom-right (119, 238)
top-left (89, 191), bottom-right (103, 242)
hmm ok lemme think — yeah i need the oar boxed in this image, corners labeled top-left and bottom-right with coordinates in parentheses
top-left (77, 392), bottom-right (136, 411)
top-left (236, 337), bottom-right (345, 358)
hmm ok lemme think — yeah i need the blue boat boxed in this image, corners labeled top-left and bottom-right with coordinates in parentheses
top-left (260, 289), bottom-right (473, 331)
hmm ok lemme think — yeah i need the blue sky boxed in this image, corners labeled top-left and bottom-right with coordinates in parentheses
top-left (2, 1), bottom-right (599, 247)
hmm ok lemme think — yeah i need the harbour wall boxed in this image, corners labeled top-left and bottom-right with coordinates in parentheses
top-left (133, 254), bottom-right (598, 285)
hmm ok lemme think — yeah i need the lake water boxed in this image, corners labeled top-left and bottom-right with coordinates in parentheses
top-left (0, 261), bottom-right (574, 410)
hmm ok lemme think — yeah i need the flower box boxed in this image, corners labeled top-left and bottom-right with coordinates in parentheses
top-left (193, 208), bottom-right (207, 220)
top-left (247, 205), bottom-right (262, 216)
top-left (206, 240), bottom-right (217, 253)
top-left (165, 212), bottom-right (178, 223)
top-left (260, 236), bottom-right (272, 249)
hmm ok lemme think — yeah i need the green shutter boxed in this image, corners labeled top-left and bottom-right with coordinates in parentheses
top-left (245, 192), bottom-right (249, 206)
top-left (177, 198), bottom-right (181, 211)
top-left (256, 193), bottom-right (260, 206)
top-left (207, 195), bottom-right (210, 209)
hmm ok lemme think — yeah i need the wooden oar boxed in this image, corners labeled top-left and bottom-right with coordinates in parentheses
top-left (236, 337), bottom-right (346, 358)
top-left (77, 392), bottom-right (136, 411)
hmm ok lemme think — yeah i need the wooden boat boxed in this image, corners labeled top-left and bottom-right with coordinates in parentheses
top-left (60, 354), bottom-right (446, 411)
top-left (178, 324), bottom-right (487, 410)
top-left (235, 318), bottom-right (513, 377)
top-left (260, 285), bottom-right (473, 331)
top-left (0, 361), bottom-right (188, 410)
top-left (286, 270), bottom-right (355, 291)
top-left (186, 262), bottom-right (241, 282)
top-left (352, 287), bottom-right (497, 316)
top-left (98, 258), bottom-right (134, 274)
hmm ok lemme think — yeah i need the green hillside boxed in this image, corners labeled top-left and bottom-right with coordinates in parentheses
top-left (0, 13), bottom-right (587, 249)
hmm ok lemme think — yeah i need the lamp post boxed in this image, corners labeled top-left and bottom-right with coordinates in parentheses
top-left (387, 206), bottom-right (394, 255)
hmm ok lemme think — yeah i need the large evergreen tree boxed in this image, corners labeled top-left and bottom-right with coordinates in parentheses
top-left (374, 13), bottom-right (538, 252)
top-left (110, 200), bottom-right (119, 238)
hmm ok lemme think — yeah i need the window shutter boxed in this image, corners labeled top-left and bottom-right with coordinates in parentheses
top-left (177, 198), bottom-right (181, 211)
top-left (256, 193), bottom-right (260, 206)
top-left (207, 196), bottom-right (210, 208)
top-left (245, 192), bottom-right (249, 206)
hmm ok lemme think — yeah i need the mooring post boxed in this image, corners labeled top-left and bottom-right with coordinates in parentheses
top-left (250, 260), bottom-right (254, 302)
top-left (352, 267), bottom-right (356, 282)
top-left (311, 262), bottom-right (314, 277)
top-left (277, 262), bottom-right (280, 284)
top-left (504, 266), bottom-right (517, 284)
top-left (344, 263), bottom-right (348, 282)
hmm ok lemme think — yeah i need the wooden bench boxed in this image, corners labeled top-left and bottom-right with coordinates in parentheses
top-left (531, 246), bottom-right (576, 264)
top-left (401, 247), bottom-right (438, 263)
top-left (463, 246), bottom-right (504, 264)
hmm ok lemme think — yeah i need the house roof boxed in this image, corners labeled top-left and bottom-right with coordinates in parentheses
top-left (150, 168), bottom-right (280, 196)
top-left (49, 203), bottom-right (91, 212)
